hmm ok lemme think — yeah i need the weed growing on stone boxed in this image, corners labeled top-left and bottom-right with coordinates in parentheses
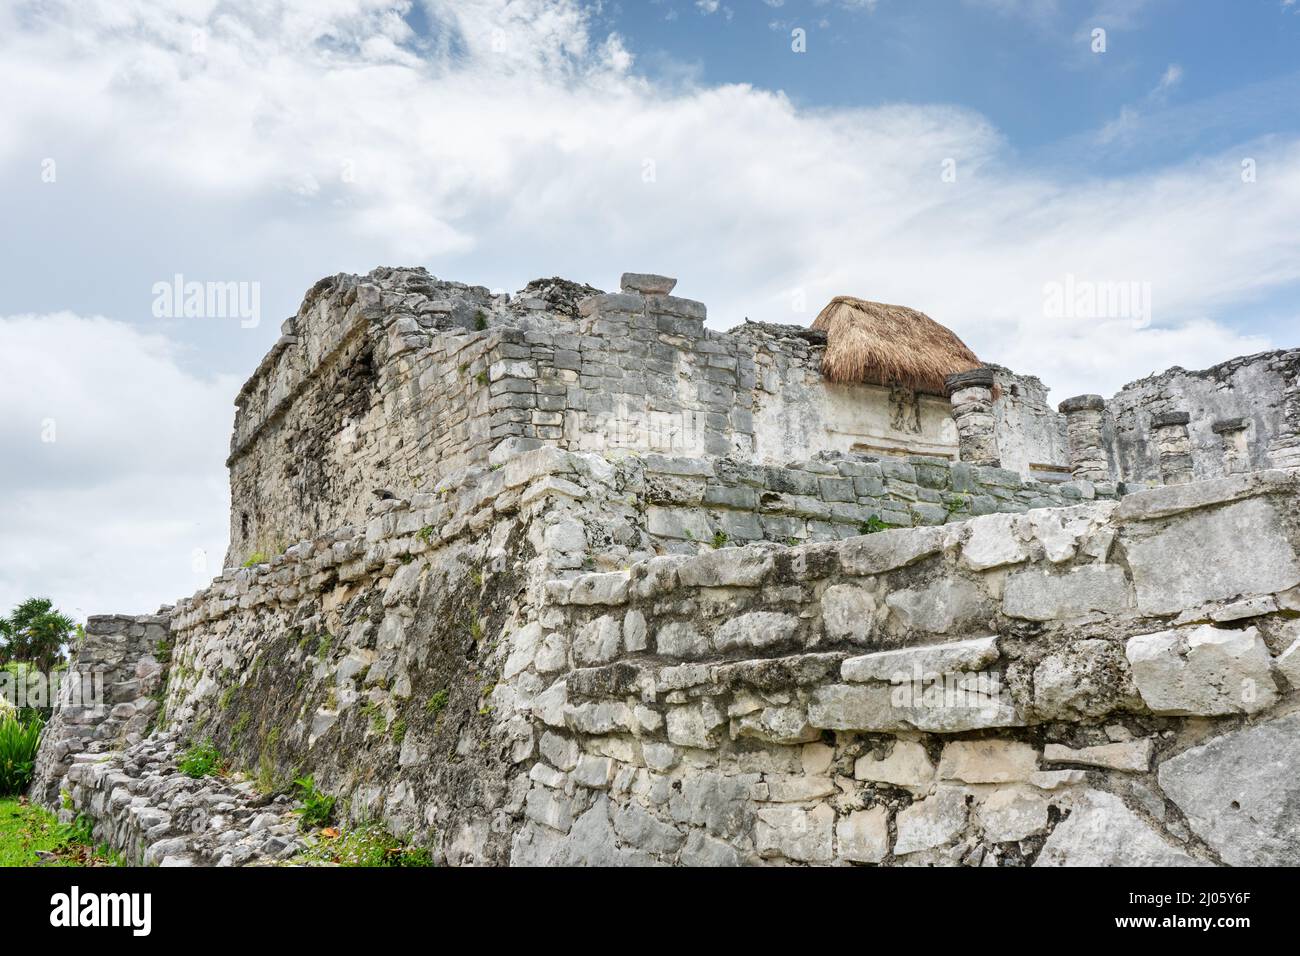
top-left (298, 822), bottom-right (433, 867)
top-left (292, 775), bottom-right (335, 831)
top-left (178, 739), bottom-right (223, 778)
top-left (426, 690), bottom-right (449, 717)
top-left (858, 515), bottom-right (894, 535)
top-left (361, 700), bottom-right (387, 734)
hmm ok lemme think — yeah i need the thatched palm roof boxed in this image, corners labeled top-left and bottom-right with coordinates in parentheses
top-left (810, 296), bottom-right (981, 395)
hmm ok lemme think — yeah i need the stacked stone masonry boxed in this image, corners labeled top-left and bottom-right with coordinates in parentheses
top-left (29, 613), bottom-right (169, 807)
top-left (32, 267), bottom-right (1300, 867)
top-left (39, 455), bottom-right (1300, 866)
top-left (225, 269), bottom-right (1096, 569)
top-left (1101, 348), bottom-right (1300, 486)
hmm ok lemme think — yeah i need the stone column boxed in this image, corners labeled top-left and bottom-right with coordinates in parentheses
top-left (1212, 417), bottom-right (1249, 475)
top-left (1152, 410), bottom-right (1194, 484)
top-left (1059, 394), bottom-right (1110, 482)
top-left (945, 368), bottom-right (1000, 468)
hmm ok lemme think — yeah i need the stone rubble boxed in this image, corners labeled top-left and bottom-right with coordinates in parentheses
top-left (60, 733), bottom-right (307, 867)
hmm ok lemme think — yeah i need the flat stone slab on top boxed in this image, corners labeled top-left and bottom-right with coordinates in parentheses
top-left (620, 272), bottom-right (677, 295)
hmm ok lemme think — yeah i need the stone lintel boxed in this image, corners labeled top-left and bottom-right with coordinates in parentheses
top-left (1058, 394), bottom-right (1105, 414)
top-left (1211, 417), bottom-right (1248, 434)
top-left (1151, 410), bottom-right (1191, 428)
top-left (944, 367), bottom-right (996, 396)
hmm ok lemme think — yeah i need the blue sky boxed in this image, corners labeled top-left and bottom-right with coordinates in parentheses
top-left (610, 1), bottom-right (1300, 165)
top-left (2, 0), bottom-right (1299, 616)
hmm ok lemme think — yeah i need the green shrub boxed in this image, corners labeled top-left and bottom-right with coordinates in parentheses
top-left (0, 713), bottom-right (44, 795)
top-left (293, 775), bottom-right (336, 831)
top-left (241, 551), bottom-right (269, 568)
top-left (178, 739), bottom-right (222, 778)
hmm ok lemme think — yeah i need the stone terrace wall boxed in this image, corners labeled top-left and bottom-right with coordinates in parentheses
top-left (91, 452), bottom-right (1299, 866)
top-left (1106, 348), bottom-right (1300, 486)
top-left (141, 443), bottom-right (1112, 864)
top-left (609, 449), bottom-right (1114, 559)
top-left (510, 470), bottom-right (1300, 865)
top-left (59, 732), bottom-right (307, 867)
top-left (227, 269), bottom-right (1082, 568)
top-left (29, 613), bottom-right (169, 806)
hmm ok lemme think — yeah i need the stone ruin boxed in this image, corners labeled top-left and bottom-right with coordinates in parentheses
top-left (30, 268), bottom-right (1300, 866)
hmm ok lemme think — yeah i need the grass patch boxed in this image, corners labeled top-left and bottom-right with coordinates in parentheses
top-left (298, 823), bottom-right (434, 867)
top-left (241, 551), bottom-right (269, 568)
top-left (0, 798), bottom-right (121, 867)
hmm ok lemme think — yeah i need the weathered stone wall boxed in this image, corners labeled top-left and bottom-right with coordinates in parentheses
top-left (613, 450), bottom-right (1113, 557)
top-left (53, 264), bottom-right (1300, 867)
top-left (990, 366), bottom-right (1070, 482)
top-left (735, 324), bottom-right (961, 463)
top-left (225, 269), bottom-right (507, 567)
top-left (516, 471), bottom-right (1300, 866)
top-left (28, 612), bottom-right (168, 806)
top-left (1106, 349), bottom-right (1300, 487)
top-left (226, 269), bottom-right (1083, 568)
top-left (63, 453), bottom-right (1298, 866)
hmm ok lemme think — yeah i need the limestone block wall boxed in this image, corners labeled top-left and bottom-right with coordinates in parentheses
top-left (507, 470), bottom-right (1300, 866)
top-left (227, 268), bottom-right (1088, 569)
top-left (226, 269), bottom-right (534, 567)
top-left (990, 366), bottom-right (1070, 481)
top-left (29, 613), bottom-right (168, 806)
top-left (132, 444), bottom-right (1111, 862)
top-left (614, 450), bottom-right (1113, 559)
top-left (1105, 348), bottom-right (1300, 486)
top-left (53, 445), bottom-right (1300, 866)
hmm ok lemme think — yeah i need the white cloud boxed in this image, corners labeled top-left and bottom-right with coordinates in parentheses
top-left (1, 0), bottom-right (1298, 616)
top-left (1154, 63), bottom-right (1184, 96)
top-left (0, 313), bottom-right (235, 618)
top-left (1094, 63), bottom-right (1184, 145)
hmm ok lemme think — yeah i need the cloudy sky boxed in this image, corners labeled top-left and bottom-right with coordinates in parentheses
top-left (2, 0), bottom-right (1299, 620)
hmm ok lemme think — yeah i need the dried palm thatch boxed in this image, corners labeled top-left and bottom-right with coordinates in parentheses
top-left (811, 296), bottom-right (981, 395)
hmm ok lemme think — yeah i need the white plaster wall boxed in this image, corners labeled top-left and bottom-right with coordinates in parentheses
top-left (752, 379), bottom-right (958, 464)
